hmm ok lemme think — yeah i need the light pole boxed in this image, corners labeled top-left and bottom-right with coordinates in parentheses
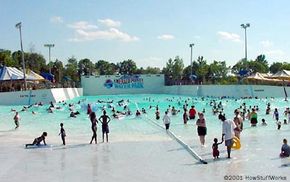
top-left (241, 23), bottom-right (250, 61)
top-left (189, 43), bottom-right (194, 81)
top-left (15, 22), bottom-right (27, 90)
top-left (44, 44), bottom-right (55, 74)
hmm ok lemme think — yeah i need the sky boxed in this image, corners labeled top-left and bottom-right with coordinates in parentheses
top-left (1, 0), bottom-right (290, 68)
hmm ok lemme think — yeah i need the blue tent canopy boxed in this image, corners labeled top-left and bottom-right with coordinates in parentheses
top-left (40, 72), bottom-right (54, 82)
top-left (239, 70), bottom-right (249, 77)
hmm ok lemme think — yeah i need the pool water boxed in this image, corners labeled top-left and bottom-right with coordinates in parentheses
top-left (0, 94), bottom-right (289, 182)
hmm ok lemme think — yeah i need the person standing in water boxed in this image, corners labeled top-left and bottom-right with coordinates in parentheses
top-left (189, 106), bottom-right (197, 120)
top-left (13, 112), bottom-right (20, 129)
top-left (163, 111), bottom-right (171, 130)
top-left (212, 137), bottom-right (224, 159)
top-left (250, 108), bottom-right (258, 126)
top-left (99, 110), bottom-right (111, 142)
top-left (87, 104), bottom-right (92, 115)
top-left (155, 108), bottom-right (160, 120)
top-left (273, 108), bottom-right (279, 122)
top-left (219, 114), bottom-right (236, 158)
top-left (233, 110), bottom-right (243, 139)
top-left (59, 123), bottom-right (66, 145)
top-left (89, 112), bottom-right (98, 144)
top-left (196, 112), bottom-right (207, 146)
top-left (183, 109), bottom-right (188, 124)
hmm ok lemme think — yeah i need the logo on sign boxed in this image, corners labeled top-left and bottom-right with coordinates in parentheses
top-left (104, 79), bottom-right (114, 89)
top-left (103, 75), bottom-right (144, 89)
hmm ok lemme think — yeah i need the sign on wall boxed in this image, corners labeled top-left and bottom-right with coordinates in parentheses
top-left (104, 75), bottom-right (144, 89)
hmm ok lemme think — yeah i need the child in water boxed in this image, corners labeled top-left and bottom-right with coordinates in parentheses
top-left (280, 139), bottom-right (290, 158)
top-left (26, 132), bottom-right (47, 148)
top-left (155, 109), bottom-right (160, 120)
top-left (183, 109), bottom-right (188, 124)
top-left (59, 123), bottom-right (66, 145)
top-left (13, 112), bottom-right (20, 129)
top-left (261, 118), bottom-right (267, 126)
top-left (212, 138), bottom-right (224, 159)
top-left (277, 121), bottom-right (282, 130)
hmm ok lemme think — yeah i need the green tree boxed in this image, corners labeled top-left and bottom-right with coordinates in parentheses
top-left (51, 59), bottom-right (64, 83)
top-left (144, 66), bottom-right (161, 74)
top-left (281, 63), bottom-right (290, 70)
top-left (117, 59), bottom-right (137, 74)
top-left (172, 56), bottom-right (184, 80)
top-left (0, 50), bottom-right (16, 66)
top-left (162, 58), bottom-right (174, 76)
top-left (269, 62), bottom-right (283, 73)
top-left (195, 56), bottom-right (209, 83)
top-left (64, 57), bottom-right (79, 82)
top-left (269, 62), bottom-right (290, 73)
top-left (208, 61), bottom-right (229, 83)
top-left (231, 59), bottom-right (249, 75)
top-left (95, 60), bottom-right (117, 75)
top-left (162, 56), bottom-right (184, 80)
top-left (255, 54), bottom-right (268, 68)
top-left (248, 61), bottom-right (268, 73)
top-left (26, 52), bottom-right (46, 73)
top-left (78, 58), bottom-right (95, 76)
top-left (11, 50), bottom-right (23, 68)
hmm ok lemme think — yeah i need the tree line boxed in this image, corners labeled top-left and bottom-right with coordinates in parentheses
top-left (0, 49), bottom-right (290, 85)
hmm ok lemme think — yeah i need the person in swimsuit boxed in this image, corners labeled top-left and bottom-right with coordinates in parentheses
top-left (196, 112), bottom-right (207, 146)
top-left (280, 139), bottom-right (290, 158)
top-left (250, 108), bottom-right (258, 126)
top-left (233, 110), bottom-right (243, 139)
top-left (273, 108), bottom-right (279, 122)
top-left (183, 109), bottom-right (188, 124)
top-left (212, 138), bottom-right (224, 159)
top-left (99, 110), bottom-right (111, 142)
top-left (89, 112), bottom-right (98, 144)
top-left (87, 104), bottom-right (92, 115)
top-left (163, 111), bottom-right (171, 130)
top-left (26, 132), bottom-right (47, 148)
top-left (59, 123), bottom-right (66, 145)
top-left (155, 109), bottom-right (160, 120)
top-left (13, 112), bottom-right (20, 129)
top-left (189, 106), bottom-right (196, 120)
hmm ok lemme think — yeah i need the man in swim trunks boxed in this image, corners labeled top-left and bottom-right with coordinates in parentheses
top-left (99, 110), bottom-right (111, 142)
top-left (219, 114), bottom-right (236, 158)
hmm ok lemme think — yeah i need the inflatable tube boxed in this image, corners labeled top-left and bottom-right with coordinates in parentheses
top-left (231, 136), bottom-right (241, 150)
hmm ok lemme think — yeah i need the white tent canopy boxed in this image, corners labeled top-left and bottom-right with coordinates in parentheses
top-left (0, 66), bottom-right (37, 81)
top-left (271, 70), bottom-right (290, 79)
top-left (244, 72), bottom-right (281, 82)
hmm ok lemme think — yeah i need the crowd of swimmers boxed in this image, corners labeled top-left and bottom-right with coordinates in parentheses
top-left (10, 96), bottom-right (290, 159)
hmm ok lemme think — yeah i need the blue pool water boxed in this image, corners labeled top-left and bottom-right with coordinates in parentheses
top-left (0, 94), bottom-right (289, 146)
